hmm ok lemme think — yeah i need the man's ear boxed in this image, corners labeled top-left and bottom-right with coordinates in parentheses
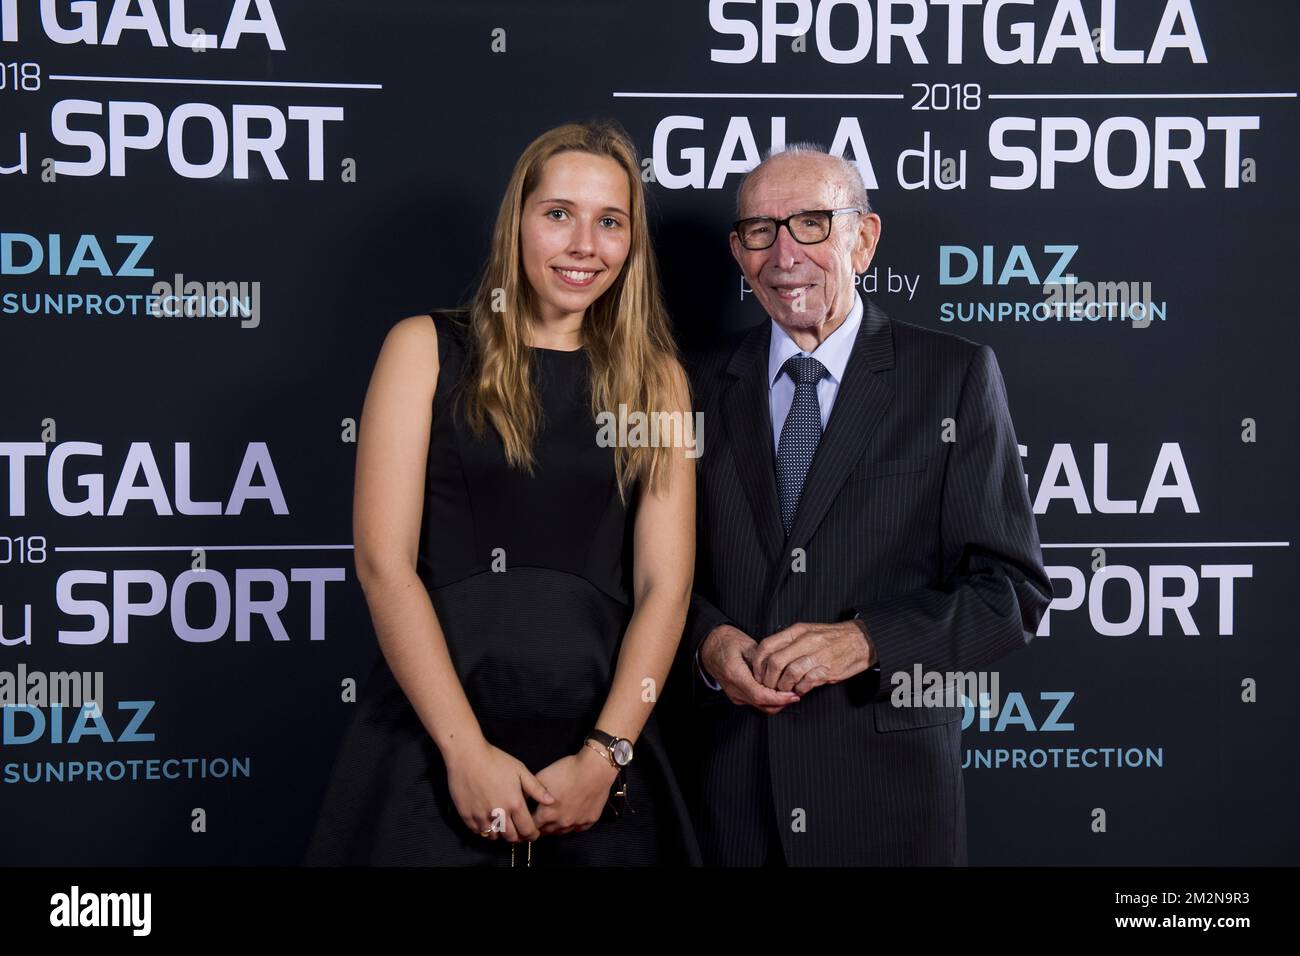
top-left (729, 230), bottom-right (745, 267)
top-left (852, 213), bottom-right (882, 273)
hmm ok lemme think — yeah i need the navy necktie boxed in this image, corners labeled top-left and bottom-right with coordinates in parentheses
top-left (775, 354), bottom-right (829, 535)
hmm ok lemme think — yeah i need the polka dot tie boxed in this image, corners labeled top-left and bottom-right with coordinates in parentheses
top-left (775, 355), bottom-right (829, 535)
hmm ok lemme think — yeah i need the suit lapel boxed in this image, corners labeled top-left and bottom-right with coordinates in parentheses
top-left (774, 299), bottom-right (897, 591)
top-left (721, 321), bottom-right (783, 567)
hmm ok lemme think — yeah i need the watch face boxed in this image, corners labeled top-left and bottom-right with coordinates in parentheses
top-left (612, 739), bottom-right (633, 766)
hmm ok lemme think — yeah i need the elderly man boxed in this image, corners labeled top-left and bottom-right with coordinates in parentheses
top-left (685, 144), bottom-right (1052, 866)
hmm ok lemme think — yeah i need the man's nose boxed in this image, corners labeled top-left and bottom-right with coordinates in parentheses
top-left (771, 223), bottom-right (803, 270)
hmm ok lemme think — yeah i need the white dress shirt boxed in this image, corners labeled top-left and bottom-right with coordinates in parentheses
top-left (697, 292), bottom-right (865, 690)
top-left (766, 290), bottom-right (863, 452)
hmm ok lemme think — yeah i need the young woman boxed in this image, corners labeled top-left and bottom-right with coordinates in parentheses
top-left (305, 121), bottom-right (701, 866)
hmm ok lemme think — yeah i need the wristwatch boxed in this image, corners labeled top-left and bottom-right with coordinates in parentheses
top-left (586, 729), bottom-right (634, 768)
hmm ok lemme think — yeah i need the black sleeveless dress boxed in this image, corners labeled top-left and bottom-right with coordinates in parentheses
top-left (304, 310), bottom-right (701, 866)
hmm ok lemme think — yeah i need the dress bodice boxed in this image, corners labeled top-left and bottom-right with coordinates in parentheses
top-left (418, 310), bottom-right (636, 606)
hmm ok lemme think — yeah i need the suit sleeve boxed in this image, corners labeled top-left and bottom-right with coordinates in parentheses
top-left (681, 348), bottom-right (737, 691)
top-left (685, 507), bottom-right (735, 692)
top-left (852, 344), bottom-right (1052, 702)
top-left (687, 595), bottom-right (732, 660)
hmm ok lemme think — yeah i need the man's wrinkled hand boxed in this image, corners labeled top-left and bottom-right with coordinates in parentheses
top-left (751, 621), bottom-right (876, 695)
top-left (700, 624), bottom-right (801, 715)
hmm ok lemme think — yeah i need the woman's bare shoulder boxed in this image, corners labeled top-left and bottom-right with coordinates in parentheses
top-left (368, 314), bottom-right (444, 403)
top-left (391, 311), bottom-right (441, 344)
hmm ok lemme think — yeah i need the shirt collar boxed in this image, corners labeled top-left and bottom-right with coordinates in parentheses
top-left (767, 291), bottom-right (863, 389)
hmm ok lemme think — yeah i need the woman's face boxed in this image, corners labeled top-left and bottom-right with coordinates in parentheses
top-left (520, 150), bottom-right (632, 328)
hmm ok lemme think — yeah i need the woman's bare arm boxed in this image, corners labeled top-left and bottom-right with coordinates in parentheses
top-left (592, 361), bottom-right (697, 746)
top-left (531, 361), bottom-right (697, 834)
top-left (351, 315), bottom-right (485, 761)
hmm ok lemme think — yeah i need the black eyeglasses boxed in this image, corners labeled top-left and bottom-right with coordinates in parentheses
top-left (732, 208), bottom-right (861, 251)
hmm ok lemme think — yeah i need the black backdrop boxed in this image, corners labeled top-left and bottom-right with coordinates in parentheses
top-left (1, 0), bottom-right (1296, 865)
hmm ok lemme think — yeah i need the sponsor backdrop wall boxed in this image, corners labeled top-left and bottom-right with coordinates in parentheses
top-left (2, 0), bottom-right (1296, 865)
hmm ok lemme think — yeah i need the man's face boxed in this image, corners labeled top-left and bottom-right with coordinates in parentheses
top-left (730, 154), bottom-right (881, 335)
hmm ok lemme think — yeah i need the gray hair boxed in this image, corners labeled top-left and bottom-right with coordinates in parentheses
top-left (733, 142), bottom-right (872, 221)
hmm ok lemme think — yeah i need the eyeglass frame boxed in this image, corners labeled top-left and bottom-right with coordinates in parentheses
top-left (731, 207), bottom-right (863, 251)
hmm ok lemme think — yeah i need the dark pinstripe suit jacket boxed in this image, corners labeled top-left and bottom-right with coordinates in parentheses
top-left (683, 296), bottom-right (1052, 866)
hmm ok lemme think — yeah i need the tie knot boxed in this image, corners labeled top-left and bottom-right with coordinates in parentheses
top-left (782, 354), bottom-right (828, 386)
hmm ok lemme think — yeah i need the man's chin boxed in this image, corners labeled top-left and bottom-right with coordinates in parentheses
top-left (769, 301), bottom-right (825, 328)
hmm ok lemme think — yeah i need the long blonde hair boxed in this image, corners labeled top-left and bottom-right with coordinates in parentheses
top-left (456, 120), bottom-right (683, 499)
